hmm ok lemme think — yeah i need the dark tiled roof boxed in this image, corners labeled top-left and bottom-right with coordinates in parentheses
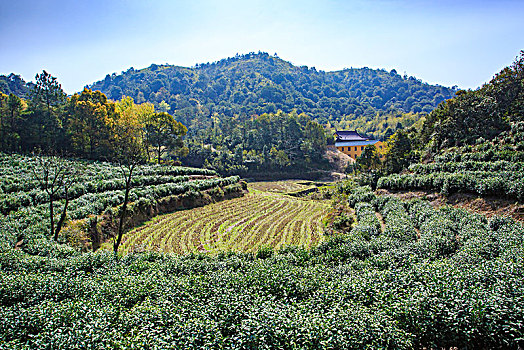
top-left (334, 130), bottom-right (368, 141)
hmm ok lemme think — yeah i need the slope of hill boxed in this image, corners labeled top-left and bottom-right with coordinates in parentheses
top-left (417, 51), bottom-right (524, 151)
top-left (374, 51), bottom-right (524, 204)
top-left (88, 52), bottom-right (456, 128)
top-left (0, 73), bottom-right (31, 98)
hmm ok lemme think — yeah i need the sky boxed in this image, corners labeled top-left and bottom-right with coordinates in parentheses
top-left (1, 0), bottom-right (523, 93)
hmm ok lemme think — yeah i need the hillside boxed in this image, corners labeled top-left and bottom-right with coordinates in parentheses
top-left (88, 52), bottom-right (456, 130)
top-left (1, 182), bottom-right (523, 349)
top-left (118, 181), bottom-right (329, 254)
top-left (372, 51), bottom-right (524, 208)
top-left (0, 73), bottom-right (31, 98)
top-left (3, 52), bottom-right (524, 350)
top-left (0, 153), bottom-right (242, 254)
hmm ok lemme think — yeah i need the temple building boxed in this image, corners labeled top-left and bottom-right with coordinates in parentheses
top-left (334, 130), bottom-right (385, 160)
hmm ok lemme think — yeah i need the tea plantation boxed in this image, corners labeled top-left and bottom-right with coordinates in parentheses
top-left (378, 122), bottom-right (524, 201)
top-left (0, 153), bottom-right (240, 256)
top-left (1, 161), bottom-right (524, 348)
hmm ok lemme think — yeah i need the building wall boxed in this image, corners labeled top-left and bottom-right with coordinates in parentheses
top-left (336, 141), bottom-right (385, 160)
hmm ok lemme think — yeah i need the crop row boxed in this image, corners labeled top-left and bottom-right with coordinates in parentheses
top-left (377, 197), bottom-right (417, 243)
top-left (0, 175), bottom-right (216, 215)
top-left (351, 202), bottom-right (381, 240)
top-left (1, 183), bottom-right (523, 348)
top-left (377, 171), bottom-right (524, 200)
top-left (0, 176), bottom-right (240, 254)
top-left (0, 153), bottom-right (216, 194)
top-left (409, 160), bottom-right (524, 174)
top-left (346, 184), bottom-right (521, 265)
top-left (119, 192), bottom-right (329, 254)
top-left (434, 149), bottom-right (524, 163)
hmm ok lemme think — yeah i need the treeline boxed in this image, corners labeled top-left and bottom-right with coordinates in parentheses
top-left (0, 73), bottom-right (31, 98)
top-left (418, 51), bottom-right (524, 152)
top-left (88, 52), bottom-right (456, 129)
top-left (0, 71), bottom-right (187, 162)
top-left (182, 110), bottom-right (329, 177)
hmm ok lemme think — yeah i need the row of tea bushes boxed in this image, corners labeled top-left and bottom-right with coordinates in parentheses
top-left (0, 153), bottom-right (239, 256)
top-left (0, 153), bottom-right (216, 195)
top-left (409, 160), bottom-right (524, 174)
top-left (377, 171), bottom-right (524, 200)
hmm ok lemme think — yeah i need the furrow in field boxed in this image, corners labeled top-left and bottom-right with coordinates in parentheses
top-left (255, 200), bottom-right (307, 249)
top-left (184, 197), bottom-right (272, 252)
top-left (160, 196), bottom-right (262, 253)
top-left (119, 184), bottom-right (330, 255)
top-left (241, 199), bottom-right (304, 252)
top-left (129, 213), bottom-right (189, 253)
top-left (214, 196), bottom-right (279, 248)
top-left (204, 197), bottom-right (277, 252)
top-left (228, 197), bottom-right (290, 251)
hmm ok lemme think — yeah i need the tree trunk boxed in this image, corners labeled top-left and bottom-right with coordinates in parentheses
top-left (157, 145), bottom-right (162, 163)
top-left (54, 191), bottom-right (69, 241)
top-left (49, 195), bottom-right (55, 239)
top-left (114, 166), bottom-right (134, 253)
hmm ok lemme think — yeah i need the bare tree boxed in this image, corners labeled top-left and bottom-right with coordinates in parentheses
top-left (113, 156), bottom-right (141, 253)
top-left (111, 118), bottom-right (147, 253)
top-left (30, 153), bottom-right (79, 241)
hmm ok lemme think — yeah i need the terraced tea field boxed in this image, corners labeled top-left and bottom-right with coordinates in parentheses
top-left (119, 185), bottom-right (330, 254)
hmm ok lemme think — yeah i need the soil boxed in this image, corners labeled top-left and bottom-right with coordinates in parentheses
top-left (325, 146), bottom-right (353, 173)
top-left (375, 212), bottom-right (386, 233)
top-left (376, 189), bottom-right (524, 223)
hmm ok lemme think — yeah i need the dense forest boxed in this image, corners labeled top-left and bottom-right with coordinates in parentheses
top-left (0, 72), bottom-right (329, 178)
top-left (417, 51), bottom-right (524, 152)
top-left (88, 52), bottom-right (456, 137)
top-left (183, 110), bottom-right (329, 177)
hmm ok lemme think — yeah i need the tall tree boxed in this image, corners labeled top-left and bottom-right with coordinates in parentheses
top-left (115, 96), bottom-right (154, 160)
top-left (30, 71), bottom-right (66, 150)
top-left (111, 105), bottom-right (147, 253)
top-left (144, 112), bottom-right (187, 163)
top-left (356, 145), bottom-right (381, 172)
top-left (67, 89), bottom-right (116, 158)
top-left (1, 93), bottom-right (24, 151)
top-left (383, 130), bottom-right (414, 174)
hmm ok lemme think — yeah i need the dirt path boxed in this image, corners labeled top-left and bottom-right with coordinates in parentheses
top-left (375, 212), bottom-right (386, 233)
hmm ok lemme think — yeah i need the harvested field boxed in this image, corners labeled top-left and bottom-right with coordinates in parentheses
top-left (120, 187), bottom-right (330, 254)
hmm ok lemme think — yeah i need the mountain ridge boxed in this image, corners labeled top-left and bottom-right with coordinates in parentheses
top-left (87, 52), bottom-right (457, 130)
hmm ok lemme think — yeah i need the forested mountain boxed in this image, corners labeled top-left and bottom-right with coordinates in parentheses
top-left (417, 50), bottom-right (524, 152)
top-left (0, 73), bottom-right (31, 98)
top-left (89, 52), bottom-right (456, 132)
top-left (368, 51), bottom-right (524, 183)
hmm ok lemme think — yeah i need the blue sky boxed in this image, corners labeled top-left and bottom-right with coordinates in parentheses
top-left (1, 0), bottom-right (523, 93)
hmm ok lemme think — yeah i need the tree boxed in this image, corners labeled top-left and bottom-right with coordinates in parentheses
top-left (115, 96), bottom-right (154, 160)
top-left (158, 100), bottom-right (171, 113)
top-left (30, 153), bottom-right (79, 241)
top-left (30, 71), bottom-right (66, 150)
top-left (383, 130), bottom-right (414, 174)
top-left (111, 106), bottom-right (147, 254)
top-left (144, 112), bottom-right (187, 163)
top-left (2, 94), bottom-right (24, 151)
top-left (67, 89), bottom-right (117, 158)
top-left (356, 145), bottom-right (381, 172)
